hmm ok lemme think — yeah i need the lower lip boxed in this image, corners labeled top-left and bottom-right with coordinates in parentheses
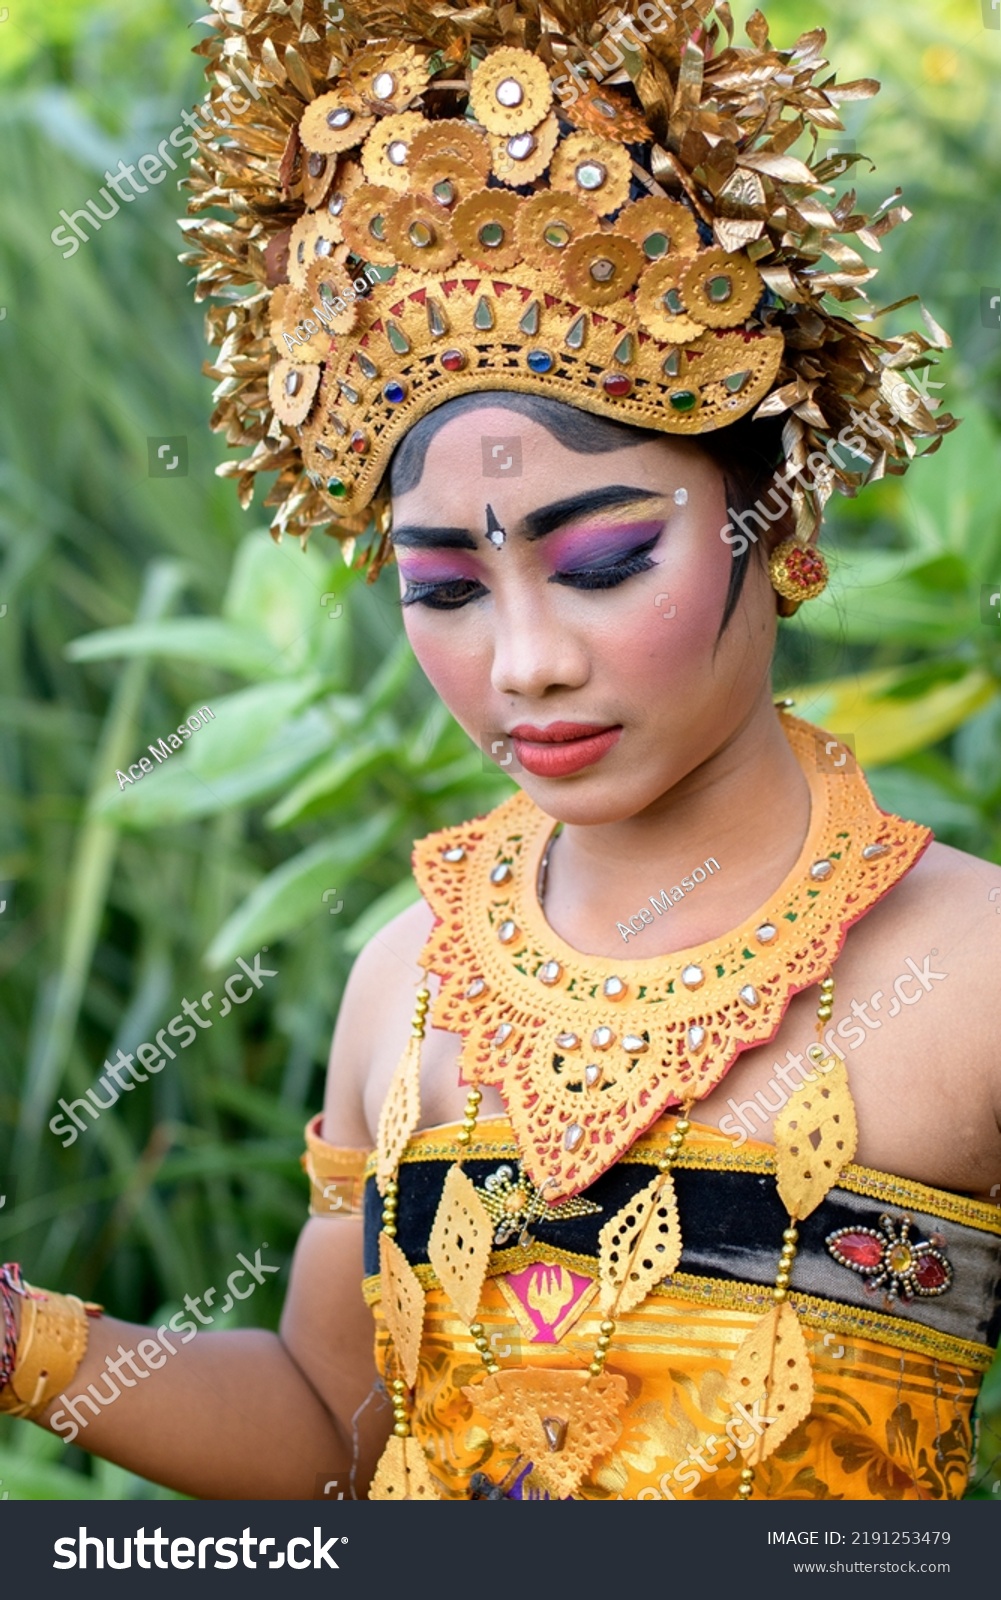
top-left (511, 727), bottom-right (622, 777)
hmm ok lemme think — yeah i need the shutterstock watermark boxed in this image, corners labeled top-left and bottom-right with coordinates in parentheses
top-left (720, 378), bottom-right (945, 558)
top-left (719, 953), bottom-right (947, 1146)
top-left (617, 858), bottom-right (720, 942)
top-left (551, 1), bottom-right (701, 107)
top-left (614, 1400), bottom-right (775, 1498)
top-left (48, 951), bottom-right (278, 1147)
top-left (48, 1245), bottom-right (281, 1445)
top-left (981, 289), bottom-right (1001, 329)
top-left (51, 68), bottom-right (265, 260)
top-left (981, 586), bottom-right (1001, 624)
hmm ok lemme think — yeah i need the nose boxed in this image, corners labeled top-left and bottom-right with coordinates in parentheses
top-left (489, 586), bottom-right (591, 701)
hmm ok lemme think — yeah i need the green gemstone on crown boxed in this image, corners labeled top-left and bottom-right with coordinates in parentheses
top-left (326, 477), bottom-right (347, 498)
top-left (663, 288), bottom-right (684, 315)
top-left (386, 320), bottom-right (411, 354)
top-left (613, 334), bottom-right (634, 364)
top-left (565, 313), bottom-right (587, 350)
top-left (708, 274), bottom-right (733, 303)
top-left (478, 221), bottom-right (505, 248)
top-left (669, 389), bottom-right (698, 413)
top-left (543, 223), bottom-right (571, 248)
top-left (643, 231), bottom-right (669, 259)
top-left (519, 300), bottom-right (541, 336)
top-left (474, 296), bottom-right (495, 331)
top-left (724, 369), bottom-right (751, 393)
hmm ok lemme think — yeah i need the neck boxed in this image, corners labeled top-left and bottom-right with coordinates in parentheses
top-left (540, 694), bottom-right (812, 959)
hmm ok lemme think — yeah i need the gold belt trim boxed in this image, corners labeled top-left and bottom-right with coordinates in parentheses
top-left (362, 1128), bottom-right (1001, 1235)
top-left (362, 1257), bottom-right (994, 1372)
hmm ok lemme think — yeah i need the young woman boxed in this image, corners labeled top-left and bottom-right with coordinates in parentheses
top-left (3, 0), bottom-right (999, 1501)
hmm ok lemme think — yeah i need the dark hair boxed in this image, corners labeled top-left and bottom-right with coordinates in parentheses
top-left (386, 392), bottom-right (788, 637)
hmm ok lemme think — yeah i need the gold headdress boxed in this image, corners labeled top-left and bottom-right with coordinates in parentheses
top-left (184, 1), bottom-right (956, 572)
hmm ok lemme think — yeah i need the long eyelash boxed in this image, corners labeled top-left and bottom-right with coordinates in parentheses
top-left (551, 552), bottom-right (658, 590)
top-left (549, 535), bottom-right (662, 591)
top-left (400, 577), bottom-right (485, 610)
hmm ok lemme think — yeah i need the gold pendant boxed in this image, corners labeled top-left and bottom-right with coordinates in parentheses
top-left (464, 1368), bottom-right (628, 1498)
top-left (376, 1029), bottom-right (422, 1195)
top-left (774, 1052), bottom-right (858, 1220)
top-left (427, 1163), bottom-right (494, 1325)
top-left (379, 1232), bottom-right (426, 1390)
top-left (726, 1302), bottom-right (814, 1465)
top-left (598, 1170), bottom-right (681, 1316)
top-left (369, 1434), bottom-right (442, 1500)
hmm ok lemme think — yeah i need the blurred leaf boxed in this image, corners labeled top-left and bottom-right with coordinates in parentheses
top-left (204, 807), bottom-right (401, 967)
top-left (342, 876), bottom-right (422, 956)
top-left (791, 663), bottom-right (998, 765)
top-left (265, 729), bottom-right (399, 829)
top-left (866, 766), bottom-right (981, 837)
top-left (66, 618), bottom-right (284, 679)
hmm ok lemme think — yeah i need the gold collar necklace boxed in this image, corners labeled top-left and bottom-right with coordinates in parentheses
top-left (411, 714), bottom-right (931, 1202)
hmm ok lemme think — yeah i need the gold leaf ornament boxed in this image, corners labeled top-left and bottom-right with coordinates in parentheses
top-left (598, 1172), bottom-right (682, 1315)
top-left (774, 1053), bottom-right (858, 1220)
top-left (465, 1369), bottom-right (628, 1498)
top-left (375, 1026), bottom-right (423, 1195)
top-left (427, 1165), bottom-right (494, 1325)
top-left (379, 1232), bottom-right (426, 1390)
top-left (369, 1434), bottom-right (442, 1500)
top-left (726, 1302), bottom-right (814, 1464)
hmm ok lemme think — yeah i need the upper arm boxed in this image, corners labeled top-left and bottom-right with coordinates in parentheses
top-left (278, 914), bottom-right (434, 1488)
top-left (321, 896), bottom-right (437, 1147)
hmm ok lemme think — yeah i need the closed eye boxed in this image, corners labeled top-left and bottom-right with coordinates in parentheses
top-left (400, 576), bottom-right (487, 610)
top-left (549, 533), bottom-right (663, 590)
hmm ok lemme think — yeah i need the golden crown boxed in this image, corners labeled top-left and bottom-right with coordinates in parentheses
top-left (184, 1), bottom-right (956, 569)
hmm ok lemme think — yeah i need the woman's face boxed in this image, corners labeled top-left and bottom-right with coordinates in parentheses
top-left (391, 404), bottom-right (780, 825)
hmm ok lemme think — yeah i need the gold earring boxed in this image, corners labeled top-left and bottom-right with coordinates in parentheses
top-left (768, 539), bottom-right (829, 617)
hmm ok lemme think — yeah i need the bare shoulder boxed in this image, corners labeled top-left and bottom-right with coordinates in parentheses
top-left (320, 896), bottom-right (436, 1145)
top-left (851, 837), bottom-right (1001, 1103)
top-left (883, 838), bottom-right (1001, 967)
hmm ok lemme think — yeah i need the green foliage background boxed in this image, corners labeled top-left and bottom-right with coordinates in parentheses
top-left (0, 0), bottom-right (999, 1499)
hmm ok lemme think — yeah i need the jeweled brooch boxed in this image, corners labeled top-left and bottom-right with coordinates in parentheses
top-left (826, 1212), bottom-right (952, 1302)
top-left (476, 1163), bottom-right (601, 1247)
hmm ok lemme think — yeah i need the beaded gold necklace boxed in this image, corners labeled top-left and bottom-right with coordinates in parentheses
top-left (369, 714), bottom-right (931, 1500)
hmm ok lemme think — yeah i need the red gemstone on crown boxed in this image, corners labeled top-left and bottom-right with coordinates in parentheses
top-left (602, 373), bottom-right (633, 399)
top-left (440, 349), bottom-right (466, 372)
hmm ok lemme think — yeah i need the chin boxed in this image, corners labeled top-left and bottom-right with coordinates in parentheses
top-left (514, 770), bottom-right (668, 828)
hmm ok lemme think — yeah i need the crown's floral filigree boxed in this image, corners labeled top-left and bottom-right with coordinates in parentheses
top-left (183, 0), bottom-right (957, 563)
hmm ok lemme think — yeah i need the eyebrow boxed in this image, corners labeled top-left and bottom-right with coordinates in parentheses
top-left (391, 525), bottom-right (479, 550)
top-left (392, 486), bottom-right (665, 550)
top-left (522, 485), bottom-right (664, 541)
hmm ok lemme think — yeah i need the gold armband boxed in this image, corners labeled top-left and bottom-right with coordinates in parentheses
top-left (301, 1114), bottom-right (370, 1217)
top-left (0, 1284), bottom-right (100, 1421)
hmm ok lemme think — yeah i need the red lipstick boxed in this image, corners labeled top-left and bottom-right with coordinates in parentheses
top-left (508, 721), bottom-right (622, 777)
